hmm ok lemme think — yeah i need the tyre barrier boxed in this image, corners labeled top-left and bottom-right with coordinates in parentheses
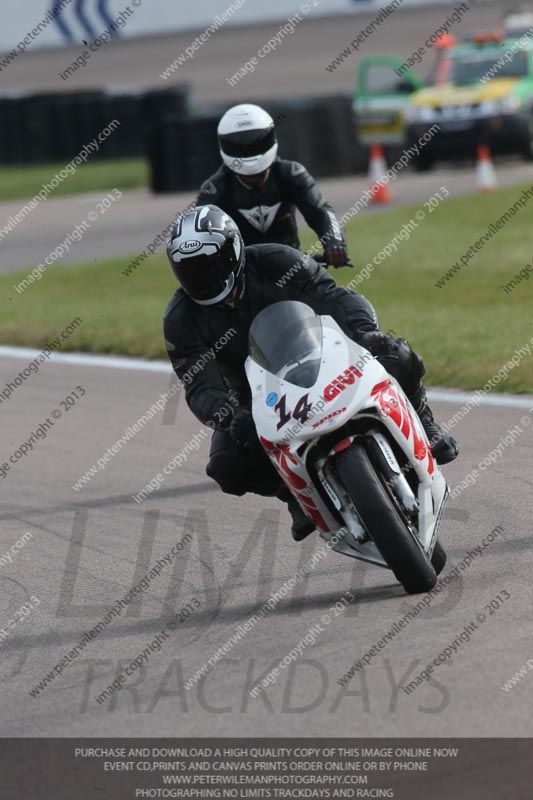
top-left (0, 86), bottom-right (375, 185)
top-left (148, 93), bottom-right (368, 194)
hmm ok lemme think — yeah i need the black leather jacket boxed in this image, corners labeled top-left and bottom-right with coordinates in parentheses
top-left (195, 159), bottom-right (346, 251)
top-left (163, 244), bottom-right (377, 431)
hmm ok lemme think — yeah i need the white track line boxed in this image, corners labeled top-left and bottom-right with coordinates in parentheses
top-left (0, 346), bottom-right (170, 373)
top-left (1, 344), bottom-right (532, 408)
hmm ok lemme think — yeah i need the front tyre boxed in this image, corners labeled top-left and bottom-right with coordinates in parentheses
top-left (335, 443), bottom-right (437, 594)
top-left (431, 540), bottom-right (447, 575)
top-left (518, 117), bottom-right (533, 161)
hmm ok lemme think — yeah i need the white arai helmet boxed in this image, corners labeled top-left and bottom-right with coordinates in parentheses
top-left (217, 104), bottom-right (278, 176)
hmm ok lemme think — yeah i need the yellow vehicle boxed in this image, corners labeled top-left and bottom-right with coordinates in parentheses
top-left (406, 32), bottom-right (533, 170)
top-left (352, 37), bottom-right (456, 147)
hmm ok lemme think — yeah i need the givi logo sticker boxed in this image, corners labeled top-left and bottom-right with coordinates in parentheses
top-left (324, 365), bottom-right (362, 402)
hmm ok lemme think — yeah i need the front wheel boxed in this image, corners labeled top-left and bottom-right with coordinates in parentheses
top-left (335, 443), bottom-right (437, 594)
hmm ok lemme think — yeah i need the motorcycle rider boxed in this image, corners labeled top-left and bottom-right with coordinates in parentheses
top-left (164, 205), bottom-right (458, 541)
top-left (194, 103), bottom-right (350, 268)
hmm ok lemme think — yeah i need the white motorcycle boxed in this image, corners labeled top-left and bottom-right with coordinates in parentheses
top-left (246, 301), bottom-right (448, 595)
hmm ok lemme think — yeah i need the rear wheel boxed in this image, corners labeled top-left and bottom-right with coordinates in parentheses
top-left (335, 442), bottom-right (437, 594)
top-left (412, 152), bottom-right (435, 172)
top-left (518, 118), bottom-right (533, 161)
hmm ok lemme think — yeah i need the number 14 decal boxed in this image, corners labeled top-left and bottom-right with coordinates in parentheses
top-left (274, 393), bottom-right (312, 430)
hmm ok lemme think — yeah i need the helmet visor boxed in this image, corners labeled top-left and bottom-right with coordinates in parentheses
top-left (173, 237), bottom-right (241, 304)
top-left (219, 126), bottom-right (276, 158)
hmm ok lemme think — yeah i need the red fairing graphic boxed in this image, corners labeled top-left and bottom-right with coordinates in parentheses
top-left (260, 437), bottom-right (306, 490)
top-left (324, 364), bottom-right (362, 402)
top-left (333, 438), bottom-right (351, 454)
top-left (260, 437), bottom-right (329, 530)
top-left (298, 495), bottom-right (329, 531)
top-left (370, 380), bottom-right (434, 475)
top-left (312, 406), bottom-right (347, 430)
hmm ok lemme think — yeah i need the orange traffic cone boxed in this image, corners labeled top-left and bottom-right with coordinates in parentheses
top-left (476, 144), bottom-right (497, 192)
top-left (368, 143), bottom-right (391, 204)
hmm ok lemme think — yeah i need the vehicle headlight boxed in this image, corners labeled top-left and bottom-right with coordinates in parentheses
top-left (478, 100), bottom-right (497, 116)
top-left (405, 105), bottom-right (435, 123)
top-left (496, 96), bottom-right (521, 113)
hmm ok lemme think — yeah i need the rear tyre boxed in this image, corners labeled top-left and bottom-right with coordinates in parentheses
top-left (412, 152), bottom-right (435, 172)
top-left (431, 540), bottom-right (447, 575)
top-left (518, 118), bottom-right (533, 161)
top-left (335, 442), bottom-right (437, 594)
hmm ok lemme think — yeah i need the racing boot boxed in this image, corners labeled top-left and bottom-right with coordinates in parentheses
top-left (278, 487), bottom-right (316, 541)
top-left (412, 386), bottom-right (459, 465)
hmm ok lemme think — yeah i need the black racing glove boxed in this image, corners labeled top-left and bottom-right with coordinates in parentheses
top-left (229, 408), bottom-right (255, 446)
top-left (324, 242), bottom-right (351, 268)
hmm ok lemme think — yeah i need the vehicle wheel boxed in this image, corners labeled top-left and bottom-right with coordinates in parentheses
top-left (431, 540), bottom-right (447, 575)
top-left (335, 443), bottom-right (437, 594)
top-left (412, 153), bottom-right (435, 172)
top-left (519, 120), bottom-right (533, 160)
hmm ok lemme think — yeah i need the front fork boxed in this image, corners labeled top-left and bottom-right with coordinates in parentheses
top-left (318, 431), bottom-right (420, 546)
top-left (318, 454), bottom-right (367, 545)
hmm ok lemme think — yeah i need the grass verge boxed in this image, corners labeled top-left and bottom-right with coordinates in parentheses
top-left (0, 159), bottom-right (148, 202)
top-left (1, 181), bottom-right (532, 391)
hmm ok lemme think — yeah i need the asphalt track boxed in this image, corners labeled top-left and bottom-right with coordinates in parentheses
top-left (1, 0), bottom-right (532, 771)
top-left (0, 1), bottom-right (522, 101)
top-left (1, 347), bottom-right (532, 738)
top-left (1, 0), bottom-right (532, 275)
top-left (2, 160), bottom-right (530, 274)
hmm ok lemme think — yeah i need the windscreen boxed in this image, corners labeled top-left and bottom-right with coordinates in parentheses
top-left (451, 48), bottom-right (528, 84)
top-left (249, 301), bottom-right (323, 388)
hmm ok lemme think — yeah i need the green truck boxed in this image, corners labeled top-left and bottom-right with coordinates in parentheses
top-left (353, 54), bottom-right (423, 146)
top-left (353, 32), bottom-right (533, 169)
